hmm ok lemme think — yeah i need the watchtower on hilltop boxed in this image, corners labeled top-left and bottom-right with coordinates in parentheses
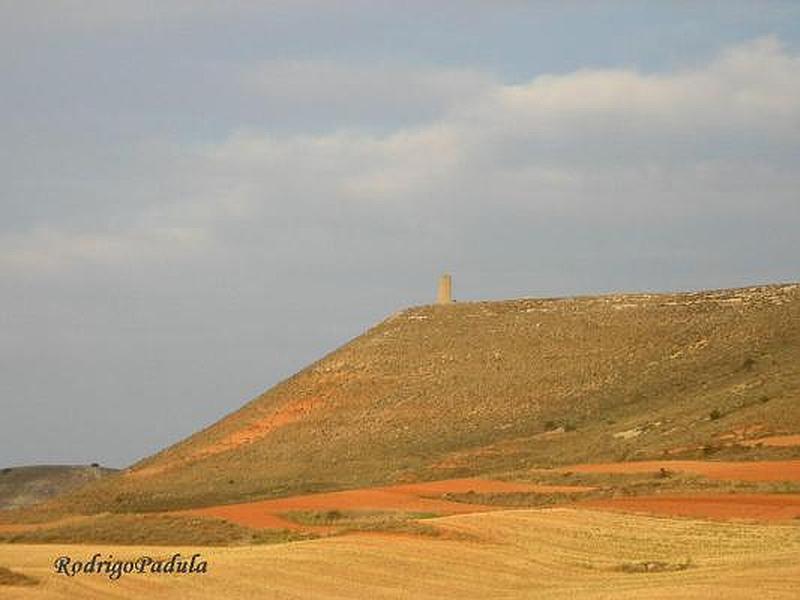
top-left (437, 274), bottom-right (452, 304)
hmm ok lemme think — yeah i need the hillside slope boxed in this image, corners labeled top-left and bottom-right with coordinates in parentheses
top-left (0, 465), bottom-right (117, 510)
top-left (58, 284), bottom-right (800, 512)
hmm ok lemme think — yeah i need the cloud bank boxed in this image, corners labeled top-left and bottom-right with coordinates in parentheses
top-left (3, 37), bottom-right (797, 274)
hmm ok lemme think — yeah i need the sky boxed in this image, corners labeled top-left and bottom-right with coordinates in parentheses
top-left (1, 1), bottom-right (799, 468)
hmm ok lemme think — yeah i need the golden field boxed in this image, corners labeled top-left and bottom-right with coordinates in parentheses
top-left (2, 507), bottom-right (800, 599)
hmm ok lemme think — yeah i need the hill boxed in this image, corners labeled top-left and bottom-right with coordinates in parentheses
top-left (53, 283), bottom-right (800, 513)
top-left (0, 465), bottom-right (117, 510)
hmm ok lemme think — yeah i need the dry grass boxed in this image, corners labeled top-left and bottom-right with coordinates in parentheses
top-left (0, 513), bottom-right (303, 546)
top-left (437, 490), bottom-right (596, 507)
top-left (283, 510), bottom-right (441, 536)
top-left (508, 469), bottom-right (800, 497)
top-left (614, 559), bottom-right (693, 573)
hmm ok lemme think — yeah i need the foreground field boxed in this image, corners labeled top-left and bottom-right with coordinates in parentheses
top-left (2, 508), bottom-right (799, 599)
top-left (581, 493), bottom-right (800, 521)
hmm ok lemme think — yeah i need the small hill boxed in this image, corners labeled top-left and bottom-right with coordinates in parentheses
top-left (0, 465), bottom-right (117, 510)
top-left (57, 283), bottom-right (800, 513)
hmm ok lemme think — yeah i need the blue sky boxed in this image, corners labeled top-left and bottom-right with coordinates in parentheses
top-left (1, 2), bottom-right (799, 467)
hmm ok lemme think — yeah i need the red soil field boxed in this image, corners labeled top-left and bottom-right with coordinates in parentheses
top-left (581, 493), bottom-right (800, 522)
top-left (558, 459), bottom-right (800, 481)
top-left (187, 478), bottom-right (593, 529)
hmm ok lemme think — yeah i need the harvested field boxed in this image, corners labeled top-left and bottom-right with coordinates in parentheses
top-left (0, 565), bottom-right (38, 587)
top-left (581, 493), bottom-right (800, 522)
top-left (1, 508), bottom-right (799, 599)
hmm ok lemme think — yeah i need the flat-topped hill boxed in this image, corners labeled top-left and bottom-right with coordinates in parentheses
top-left (0, 465), bottom-right (117, 510)
top-left (55, 283), bottom-right (800, 513)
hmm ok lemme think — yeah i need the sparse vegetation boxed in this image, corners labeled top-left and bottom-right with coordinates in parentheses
top-left (505, 468), bottom-right (800, 497)
top-left (250, 529), bottom-right (318, 545)
top-left (439, 490), bottom-right (595, 507)
top-left (283, 510), bottom-right (441, 536)
top-left (741, 357), bottom-right (757, 371)
top-left (0, 513), bottom-right (274, 546)
top-left (702, 444), bottom-right (720, 456)
top-left (616, 558), bottom-right (693, 573)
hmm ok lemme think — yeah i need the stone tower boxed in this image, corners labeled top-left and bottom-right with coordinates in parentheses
top-left (437, 273), bottom-right (452, 304)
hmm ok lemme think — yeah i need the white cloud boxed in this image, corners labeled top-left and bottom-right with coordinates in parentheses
top-left (453, 36), bottom-right (800, 143)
